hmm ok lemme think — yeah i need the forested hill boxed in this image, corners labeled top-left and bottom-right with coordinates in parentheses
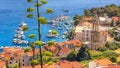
top-left (84, 4), bottom-right (120, 17)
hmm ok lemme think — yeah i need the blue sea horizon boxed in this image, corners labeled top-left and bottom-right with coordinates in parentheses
top-left (0, 0), bottom-right (120, 47)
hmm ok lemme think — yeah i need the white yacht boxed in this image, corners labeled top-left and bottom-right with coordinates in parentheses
top-left (48, 15), bottom-right (70, 24)
top-left (13, 21), bottom-right (29, 45)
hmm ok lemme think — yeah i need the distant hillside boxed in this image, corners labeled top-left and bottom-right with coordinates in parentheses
top-left (84, 4), bottom-right (120, 17)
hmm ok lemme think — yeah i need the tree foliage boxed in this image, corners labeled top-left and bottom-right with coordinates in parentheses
top-left (24, 47), bottom-right (30, 53)
top-left (47, 40), bottom-right (55, 46)
top-left (73, 15), bottom-right (83, 26)
top-left (27, 8), bottom-right (34, 12)
top-left (28, 34), bottom-right (36, 39)
top-left (26, 0), bottom-right (54, 68)
top-left (51, 30), bottom-right (58, 35)
top-left (76, 46), bottom-right (91, 61)
top-left (23, 26), bottom-right (28, 31)
top-left (34, 41), bottom-right (43, 46)
top-left (13, 64), bottom-right (18, 68)
top-left (38, 17), bottom-right (47, 24)
top-left (84, 4), bottom-right (120, 17)
top-left (67, 51), bottom-right (77, 61)
top-left (31, 59), bottom-right (39, 65)
top-left (46, 8), bottom-right (53, 13)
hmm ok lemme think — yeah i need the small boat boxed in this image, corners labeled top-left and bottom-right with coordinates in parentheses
top-left (65, 22), bottom-right (69, 25)
top-left (58, 27), bottom-right (62, 30)
top-left (63, 9), bottom-right (69, 13)
top-left (62, 35), bottom-right (65, 39)
top-left (63, 31), bottom-right (68, 35)
top-left (48, 15), bottom-right (70, 24)
top-left (13, 21), bottom-right (29, 45)
top-left (64, 25), bottom-right (69, 31)
top-left (52, 23), bottom-right (56, 26)
top-left (50, 25), bottom-right (55, 28)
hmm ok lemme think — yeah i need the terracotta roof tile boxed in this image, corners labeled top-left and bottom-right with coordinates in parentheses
top-left (112, 16), bottom-right (119, 22)
top-left (94, 58), bottom-right (113, 66)
top-left (99, 30), bottom-right (108, 35)
top-left (57, 40), bottom-right (82, 47)
top-left (103, 64), bottom-right (120, 68)
top-left (84, 17), bottom-right (93, 21)
top-left (49, 45), bottom-right (56, 52)
top-left (60, 47), bottom-right (71, 54)
top-left (0, 61), bottom-right (6, 68)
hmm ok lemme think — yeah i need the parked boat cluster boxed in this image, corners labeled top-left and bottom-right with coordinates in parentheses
top-left (46, 15), bottom-right (74, 39)
top-left (13, 21), bottom-right (29, 45)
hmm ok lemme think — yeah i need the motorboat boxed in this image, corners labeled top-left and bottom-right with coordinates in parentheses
top-left (13, 21), bottom-right (29, 45)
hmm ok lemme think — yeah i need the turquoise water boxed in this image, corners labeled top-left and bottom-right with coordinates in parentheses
top-left (0, 0), bottom-right (120, 47)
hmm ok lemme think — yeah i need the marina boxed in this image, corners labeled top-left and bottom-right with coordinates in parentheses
top-left (0, 0), bottom-right (119, 46)
top-left (13, 21), bottom-right (29, 45)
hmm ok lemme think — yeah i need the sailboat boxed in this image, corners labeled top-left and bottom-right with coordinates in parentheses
top-left (13, 21), bottom-right (29, 45)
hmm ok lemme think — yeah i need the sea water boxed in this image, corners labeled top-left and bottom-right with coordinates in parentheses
top-left (0, 0), bottom-right (120, 47)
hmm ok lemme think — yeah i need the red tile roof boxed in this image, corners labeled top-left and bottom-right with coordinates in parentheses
top-left (49, 45), bottom-right (56, 52)
top-left (59, 60), bottom-right (84, 68)
top-left (0, 61), bottom-right (6, 68)
top-left (22, 60), bottom-right (84, 68)
top-left (84, 17), bottom-right (93, 21)
top-left (60, 47), bottom-right (71, 54)
top-left (103, 64), bottom-right (120, 68)
top-left (94, 58), bottom-right (113, 66)
top-left (99, 30), bottom-right (108, 35)
top-left (112, 16), bottom-right (119, 22)
top-left (57, 40), bottom-right (82, 47)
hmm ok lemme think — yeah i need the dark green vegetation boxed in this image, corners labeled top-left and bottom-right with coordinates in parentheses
top-left (67, 50), bottom-right (77, 61)
top-left (66, 42), bottom-right (119, 63)
top-left (66, 29), bottom-right (75, 40)
top-left (90, 50), bottom-right (118, 63)
top-left (76, 46), bottom-right (91, 61)
top-left (84, 4), bottom-right (120, 17)
top-left (108, 28), bottom-right (120, 41)
top-left (42, 51), bottom-right (59, 64)
top-left (73, 15), bottom-right (83, 26)
top-left (98, 42), bottom-right (120, 51)
top-left (66, 46), bottom-right (91, 62)
top-left (110, 20), bottom-right (120, 27)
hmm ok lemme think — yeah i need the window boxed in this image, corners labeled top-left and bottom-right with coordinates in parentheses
top-left (82, 30), bottom-right (84, 32)
top-left (86, 37), bottom-right (89, 40)
top-left (29, 58), bottom-right (32, 61)
top-left (16, 61), bottom-right (18, 63)
top-left (86, 34), bottom-right (89, 36)
top-left (87, 31), bottom-right (89, 33)
top-left (23, 64), bottom-right (24, 66)
top-left (9, 62), bottom-right (12, 64)
top-left (23, 60), bottom-right (24, 62)
top-left (10, 57), bottom-right (13, 60)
